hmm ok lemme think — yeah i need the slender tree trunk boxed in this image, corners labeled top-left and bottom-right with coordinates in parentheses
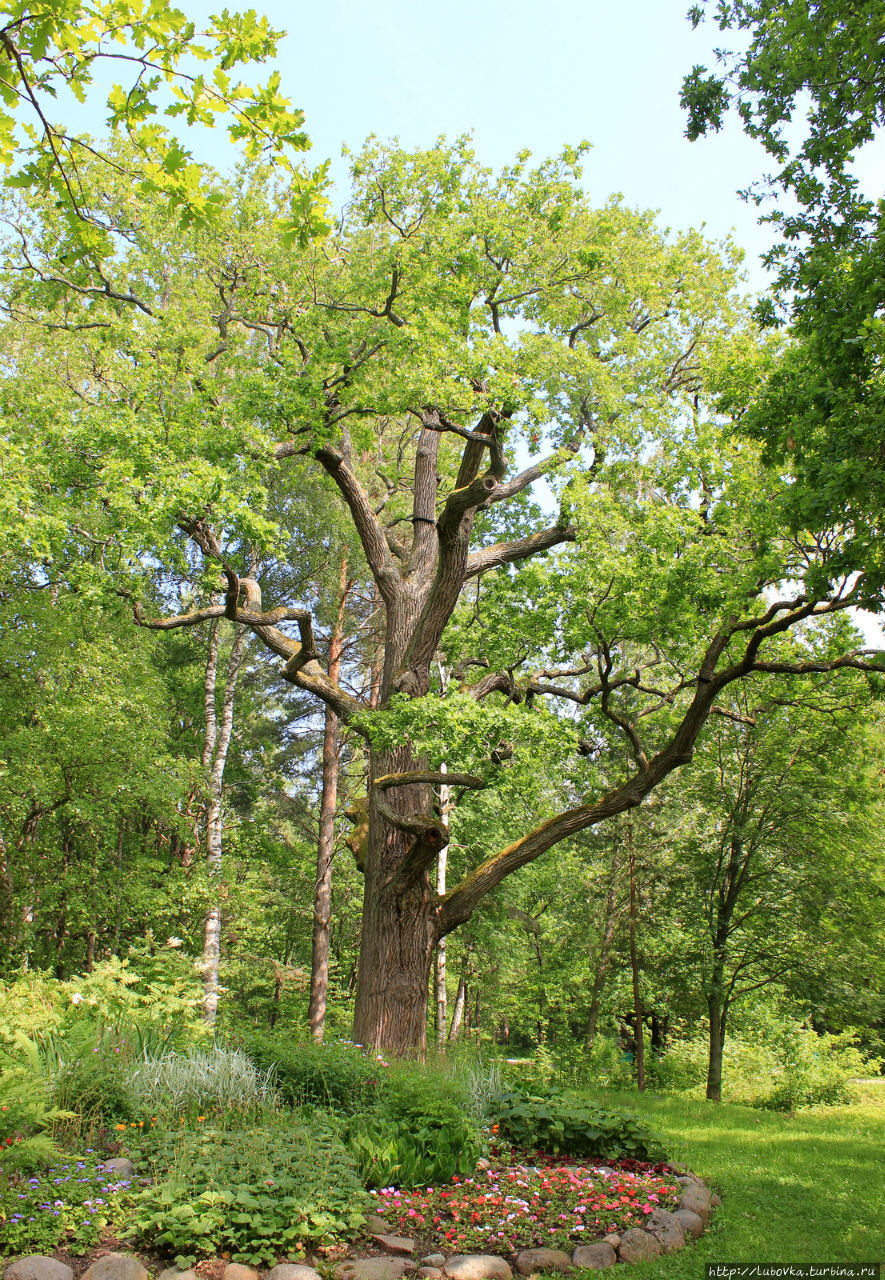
top-left (202, 622), bottom-right (246, 1026)
top-left (308, 562), bottom-right (350, 1041)
top-left (628, 822), bottom-right (645, 1091)
top-left (448, 969), bottom-right (467, 1042)
top-left (705, 950), bottom-right (728, 1101)
top-left (435, 762), bottom-right (452, 1048)
top-left (586, 837), bottom-right (624, 1048)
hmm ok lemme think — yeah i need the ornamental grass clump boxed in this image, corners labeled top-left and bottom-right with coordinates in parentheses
top-left (128, 1047), bottom-right (279, 1116)
top-left (371, 1163), bottom-right (681, 1254)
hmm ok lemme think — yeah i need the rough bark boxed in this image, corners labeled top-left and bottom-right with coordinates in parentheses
top-left (308, 561), bottom-right (351, 1041)
top-left (706, 962), bottom-right (728, 1102)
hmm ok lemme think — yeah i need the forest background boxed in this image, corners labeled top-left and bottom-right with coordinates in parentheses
top-left (1, 0), bottom-right (884, 1109)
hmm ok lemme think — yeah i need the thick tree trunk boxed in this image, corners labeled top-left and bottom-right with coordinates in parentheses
top-left (308, 563), bottom-right (350, 1040)
top-left (351, 736), bottom-right (445, 1055)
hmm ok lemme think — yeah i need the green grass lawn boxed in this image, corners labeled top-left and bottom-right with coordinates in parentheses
top-left (577, 1082), bottom-right (885, 1276)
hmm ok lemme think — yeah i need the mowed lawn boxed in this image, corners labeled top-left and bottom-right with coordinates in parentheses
top-left (577, 1083), bottom-right (885, 1276)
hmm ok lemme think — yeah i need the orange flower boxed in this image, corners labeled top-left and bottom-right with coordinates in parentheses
top-left (114, 1123), bottom-right (127, 1131)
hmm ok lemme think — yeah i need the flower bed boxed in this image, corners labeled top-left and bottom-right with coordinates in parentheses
top-left (370, 1162), bottom-right (682, 1255)
top-left (0, 1152), bottom-right (133, 1256)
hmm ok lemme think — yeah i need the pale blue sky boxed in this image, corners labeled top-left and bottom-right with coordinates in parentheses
top-left (162, 0), bottom-right (777, 289)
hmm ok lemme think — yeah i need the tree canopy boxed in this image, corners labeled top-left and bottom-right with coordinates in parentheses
top-left (3, 132), bottom-right (883, 1051)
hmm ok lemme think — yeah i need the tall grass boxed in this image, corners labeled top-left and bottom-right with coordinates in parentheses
top-left (129, 1047), bottom-right (279, 1115)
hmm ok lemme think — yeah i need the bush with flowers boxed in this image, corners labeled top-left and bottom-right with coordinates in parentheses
top-left (369, 1161), bottom-right (681, 1254)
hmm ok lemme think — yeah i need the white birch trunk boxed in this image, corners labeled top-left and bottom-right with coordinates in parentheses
top-left (202, 622), bottom-right (246, 1025)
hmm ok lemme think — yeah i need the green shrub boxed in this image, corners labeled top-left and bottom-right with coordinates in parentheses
top-left (42, 1024), bottom-right (140, 1125)
top-left (341, 1061), bottom-right (482, 1189)
top-left (492, 1087), bottom-right (664, 1161)
top-left (127, 1110), bottom-right (368, 1267)
top-left (0, 945), bottom-right (207, 1052)
top-left (241, 1034), bottom-right (386, 1113)
top-left (502, 1038), bottom-right (635, 1094)
top-left (757, 1026), bottom-right (872, 1111)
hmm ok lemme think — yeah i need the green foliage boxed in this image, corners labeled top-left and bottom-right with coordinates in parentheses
top-left (683, 0), bottom-right (885, 578)
top-left (128, 1111), bottom-right (368, 1267)
top-left (344, 1109), bottom-right (480, 1190)
top-left (48, 1025), bottom-right (140, 1127)
top-left (0, 948), bottom-right (207, 1051)
top-left (0, 0), bottom-right (324, 246)
top-left (345, 1072), bottom-right (481, 1189)
top-left (759, 1026), bottom-right (872, 1112)
top-left (0, 1150), bottom-right (134, 1256)
top-left (241, 1034), bottom-right (386, 1113)
top-left (0, 1041), bottom-right (71, 1174)
top-left (492, 1087), bottom-right (664, 1161)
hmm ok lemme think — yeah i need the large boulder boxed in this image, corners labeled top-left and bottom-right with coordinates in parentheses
top-left (102, 1158), bottom-right (135, 1180)
top-left (678, 1185), bottom-right (712, 1225)
top-left (336, 1260), bottom-right (411, 1280)
top-left (366, 1214), bottom-right (393, 1234)
top-left (371, 1236), bottom-right (416, 1257)
top-left (617, 1229), bottom-right (663, 1264)
top-left (5, 1259), bottom-right (74, 1280)
top-left (644, 1208), bottom-right (686, 1254)
top-left (444, 1258), bottom-right (512, 1280)
top-left (515, 1249), bottom-right (572, 1276)
top-left (570, 1244), bottom-right (617, 1269)
top-left (223, 1267), bottom-right (259, 1280)
top-left (81, 1257), bottom-right (148, 1280)
top-left (673, 1207), bottom-right (705, 1239)
top-left (266, 1267), bottom-right (324, 1280)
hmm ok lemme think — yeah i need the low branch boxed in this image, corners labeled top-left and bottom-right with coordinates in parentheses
top-left (375, 799), bottom-right (448, 840)
top-left (374, 771), bottom-right (486, 790)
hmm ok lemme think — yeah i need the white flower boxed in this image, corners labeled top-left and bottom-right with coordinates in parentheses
top-left (70, 992), bottom-right (84, 1005)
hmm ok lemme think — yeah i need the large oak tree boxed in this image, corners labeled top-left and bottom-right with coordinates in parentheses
top-left (2, 139), bottom-right (883, 1053)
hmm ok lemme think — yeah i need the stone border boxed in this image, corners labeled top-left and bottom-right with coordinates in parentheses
top-left (2, 1174), bottom-right (719, 1280)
